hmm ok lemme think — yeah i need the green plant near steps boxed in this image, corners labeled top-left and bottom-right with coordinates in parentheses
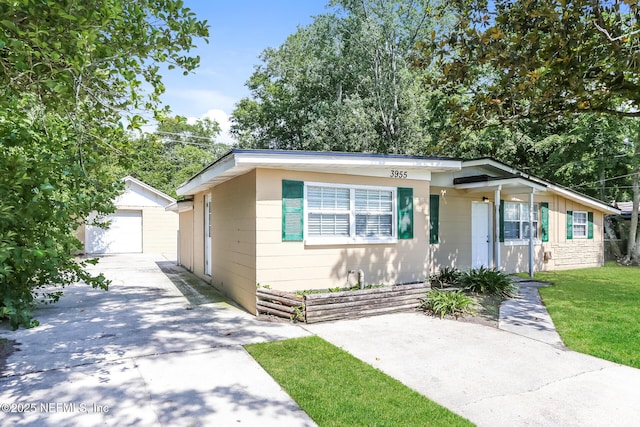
top-left (459, 267), bottom-right (518, 298)
top-left (420, 290), bottom-right (476, 319)
top-left (429, 266), bottom-right (462, 288)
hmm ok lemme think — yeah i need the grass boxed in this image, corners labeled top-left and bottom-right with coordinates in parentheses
top-left (536, 264), bottom-right (640, 369)
top-left (245, 336), bottom-right (473, 427)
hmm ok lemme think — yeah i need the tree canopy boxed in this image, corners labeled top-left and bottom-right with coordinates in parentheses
top-left (0, 0), bottom-right (208, 327)
top-left (231, 0), bottom-right (449, 155)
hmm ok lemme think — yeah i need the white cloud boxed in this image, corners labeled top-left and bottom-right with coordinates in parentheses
top-left (189, 109), bottom-right (235, 145)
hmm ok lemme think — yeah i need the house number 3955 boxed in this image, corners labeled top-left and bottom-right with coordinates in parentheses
top-left (390, 170), bottom-right (408, 179)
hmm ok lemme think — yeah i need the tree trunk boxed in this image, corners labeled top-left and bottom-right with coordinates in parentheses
top-left (625, 145), bottom-right (640, 264)
top-left (604, 215), bottom-right (623, 260)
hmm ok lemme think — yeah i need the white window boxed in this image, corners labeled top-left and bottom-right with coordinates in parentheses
top-left (504, 202), bottom-right (539, 240)
top-left (573, 211), bottom-right (588, 238)
top-left (305, 182), bottom-right (396, 244)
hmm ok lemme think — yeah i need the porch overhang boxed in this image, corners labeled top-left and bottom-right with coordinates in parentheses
top-left (453, 175), bottom-right (547, 195)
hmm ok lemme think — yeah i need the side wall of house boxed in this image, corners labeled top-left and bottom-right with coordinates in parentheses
top-left (194, 171), bottom-right (256, 313)
top-left (141, 207), bottom-right (178, 254)
top-left (254, 168), bottom-right (430, 292)
top-left (431, 187), bottom-right (605, 273)
top-left (178, 209), bottom-right (194, 271)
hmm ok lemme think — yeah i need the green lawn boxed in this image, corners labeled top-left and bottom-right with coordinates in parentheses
top-left (245, 336), bottom-right (472, 427)
top-left (536, 264), bottom-right (640, 368)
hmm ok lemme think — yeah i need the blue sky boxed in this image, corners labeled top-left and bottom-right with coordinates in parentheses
top-left (159, 0), bottom-right (329, 143)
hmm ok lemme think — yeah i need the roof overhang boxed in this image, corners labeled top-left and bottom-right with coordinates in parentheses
top-left (454, 176), bottom-right (547, 194)
top-left (177, 149), bottom-right (462, 196)
top-left (165, 199), bottom-right (194, 213)
top-left (460, 159), bottom-right (620, 214)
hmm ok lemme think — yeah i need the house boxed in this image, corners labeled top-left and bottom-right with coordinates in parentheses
top-left (170, 149), bottom-right (619, 314)
top-left (78, 176), bottom-right (178, 255)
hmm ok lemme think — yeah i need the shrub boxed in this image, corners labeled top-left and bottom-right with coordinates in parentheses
top-left (459, 267), bottom-right (518, 298)
top-left (420, 290), bottom-right (475, 319)
top-left (429, 267), bottom-right (462, 288)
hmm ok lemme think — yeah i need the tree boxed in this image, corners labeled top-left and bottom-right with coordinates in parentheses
top-left (419, 0), bottom-right (640, 263)
top-left (124, 116), bottom-right (228, 198)
top-left (0, 1), bottom-right (208, 328)
top-left (231, 0), bottom-right (449, 155)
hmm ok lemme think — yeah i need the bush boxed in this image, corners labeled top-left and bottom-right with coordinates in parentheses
top-left (429, 266), bottom-right (462, 288)
top-left (420, 290), bottom-right (476, 319)
top-left (459, 267), bottom-right (518, 298)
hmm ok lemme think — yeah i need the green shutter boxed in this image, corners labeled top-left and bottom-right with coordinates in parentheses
top-left (588, 212), bottom-right (594, 239)
top-left (398, 187), bottom-right (414, 239)
top-left (541, 202), bottom-right (549, 242)
top-left (429, 194), bottom-right (439, 244)
top-left (282, 180), bottom-right (304, 241)
top-left (499, 200), bottom-right (505, 242)
top-left (566, 211), bottom-right (573, 240)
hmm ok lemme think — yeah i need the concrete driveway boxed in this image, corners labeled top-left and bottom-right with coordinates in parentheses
top-left (3, 255), bottom-right (640, 427)
top-left (0, 254), bottom-right (314, 426)
top-left (306, 313), bottom-right (640, 427)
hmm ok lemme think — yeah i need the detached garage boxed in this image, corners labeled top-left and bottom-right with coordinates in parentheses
top-left (79, 176), bottom-right (178, 255)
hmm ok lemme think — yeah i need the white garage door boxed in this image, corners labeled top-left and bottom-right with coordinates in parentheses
top-left (86, 210), bottom-right (143, 254)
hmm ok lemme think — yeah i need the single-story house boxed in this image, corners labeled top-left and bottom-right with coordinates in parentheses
top-left (170, 149), bottom-right (619, 314)
top-left (78, 176), bottom-right (178, 255)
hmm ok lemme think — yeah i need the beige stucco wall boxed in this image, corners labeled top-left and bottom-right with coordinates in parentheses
top-left (178, 209), bottom-right (194, 271)
top-left (255, 168), bottom-right (430, 293)
top-left (430, 187), bottom-right (474, 272)
top-left (431, 187), bottom-right (605, 274)
top-left (188, 171), bottom-right (258, 313)
top-left (140, 207), bottom-right (178, 254)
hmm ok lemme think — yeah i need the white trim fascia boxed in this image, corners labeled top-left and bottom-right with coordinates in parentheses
top-left (123, 176), bottom-right (176, 204)
top-left (548, 185), bottom-right (620, 214)
top-left (462, 159), bottom-right (520, 175)
top-left (177, 155), bottom-right (236, 196)
top-left (234, 151), bottom-right (462, 171)
top-left (165, 200), bottom-right (193, 213)
top-left (454, 178), bottom-right (547, 192)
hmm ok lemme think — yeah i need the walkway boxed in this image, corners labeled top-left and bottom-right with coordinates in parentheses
top-left (498, 278), bottom-right (564, 346)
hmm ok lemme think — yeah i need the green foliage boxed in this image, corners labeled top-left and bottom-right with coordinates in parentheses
top-left (245, 336), bottom-right (473, 426)
top-left (537, 265), bottom-right (640, 369)
top-left (420, 290), bottom-right (476, 319)
top-left (459, 267), bottom-right (518, 299)
top-left (429, 266), bottom-right (462, 288)
top-left (0, 1), bottom-right (208, 328)
top-left (423, 0), bottom-right (640, 125)
top-left (231, 0), bottom-right (451, 155)
top-left (121, 116), bottom-right (227, 198)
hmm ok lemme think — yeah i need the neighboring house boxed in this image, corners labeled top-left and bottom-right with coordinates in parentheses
top-left (78, 176), bottom-right (178, 255)
top-left (170, 149), bottom-right (619, 314)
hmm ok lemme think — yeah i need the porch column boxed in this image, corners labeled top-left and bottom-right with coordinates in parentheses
top-left (494, 186), bottom-right (501, 270)
top-left (528, 190), bottom-right (535, 277)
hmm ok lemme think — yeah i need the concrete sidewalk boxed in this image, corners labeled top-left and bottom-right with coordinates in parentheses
top-left (499, 279), bottom-right (564, 346)
top-left (306, 312), bottom-right (640, 427)
top-left (0, 254), bottom-right (315, 426)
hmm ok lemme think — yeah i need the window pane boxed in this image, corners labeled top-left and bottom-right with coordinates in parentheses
top-left (307, 186), bottom-right (349, 210)
top-left (355, 189), bottom-right (392, 213)
top-left (574, 224), bottom-right (587, 238)
top-left (356, 214), bottom-right (392, 237)
top-left (574, 212), bottom-right (587, 224)
top-left (504, 203), bottom-right (520, 221)
top-left (308, 213), bottom-right (349, 236)
top-left (504, 221), bottom-right (520, 239)
top-left (523, 221), bottom-right (539, 238)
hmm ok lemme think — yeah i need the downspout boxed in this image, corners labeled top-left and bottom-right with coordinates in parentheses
top-left (529, 190), bottom-right (535, 278)
top-left (494, 186), bottom-right (502, 270)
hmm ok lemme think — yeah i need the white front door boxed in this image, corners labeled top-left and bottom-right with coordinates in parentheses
top-left (472, 202), bottom-right (491, 269)
top-left (204, 194), bottom-right (212, 276)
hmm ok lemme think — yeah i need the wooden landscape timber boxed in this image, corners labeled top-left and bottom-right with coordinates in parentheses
top-left (256, 283), bottom-right (429, 323)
